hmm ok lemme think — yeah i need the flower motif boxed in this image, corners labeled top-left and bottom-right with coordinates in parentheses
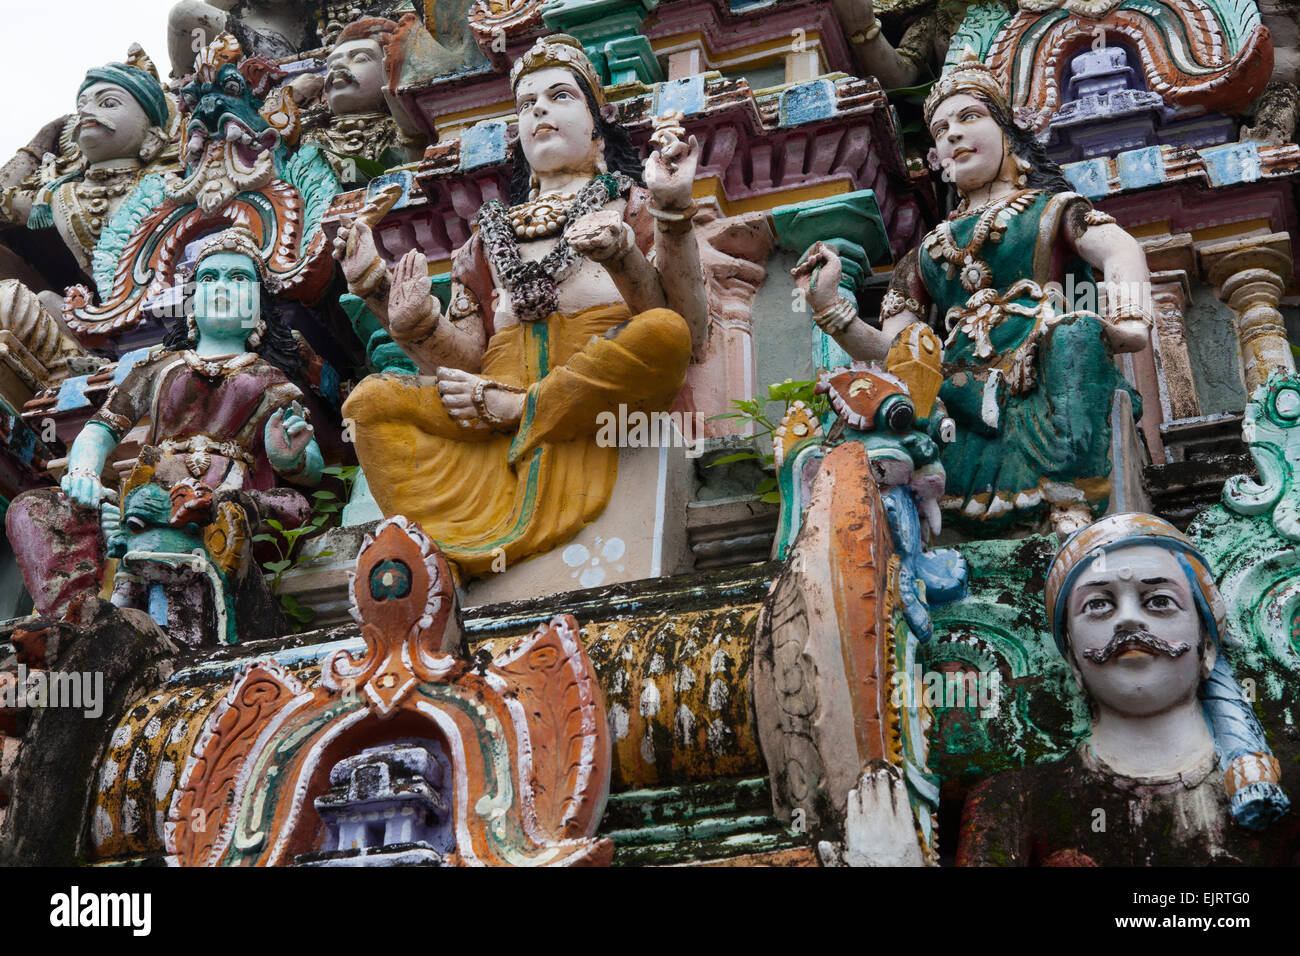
top-left (562, 536), bottom-right (627, 588)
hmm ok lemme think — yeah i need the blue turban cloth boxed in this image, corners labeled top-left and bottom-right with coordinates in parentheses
top-left (28, 62), bottom-right (169, 230)
top-left (1046, 512), bottom-right (1290, 830)
top-left (78, 62), bottom-right (169, 129)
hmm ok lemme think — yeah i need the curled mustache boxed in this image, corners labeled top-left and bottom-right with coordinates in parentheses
top-left (326, 66), bottom-right (357, 87)
top-left (1082, 627), bottom-right (1192, 664)
top-left (76, 114), bottom-right (117, 134)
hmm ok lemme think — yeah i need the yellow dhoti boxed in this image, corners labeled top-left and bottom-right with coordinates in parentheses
top-left (343, 304), bottom-right (691, 578)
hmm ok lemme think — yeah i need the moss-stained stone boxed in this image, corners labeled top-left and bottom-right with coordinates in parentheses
top-left (925, 535), bottom-right (1089, 795)
top-left (1183, 286), bottom-right (1248, 415)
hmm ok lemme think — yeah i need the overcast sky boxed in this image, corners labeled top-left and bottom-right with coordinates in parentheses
top-left (0, 0), bottom-right (172, 161)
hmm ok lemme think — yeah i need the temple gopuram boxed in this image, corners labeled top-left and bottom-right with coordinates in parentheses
top-left (2, 0), bottom-right (1299, 872)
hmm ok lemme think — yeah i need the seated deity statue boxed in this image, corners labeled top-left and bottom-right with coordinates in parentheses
top-left (0, 49), bottom-right (172, 274)
top-left (299, 16), bottom-right (422, 189)
top-left (333, 34), bottom-right (705, 581)
top-left (957, 513), bottom-right (1295, 866)
top-left (5, 227), bottom-right (324, 625)
top-left (795, 51), bottom-right (1154, 537)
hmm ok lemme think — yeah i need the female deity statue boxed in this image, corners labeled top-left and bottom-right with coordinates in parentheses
top-left (794, 50), bottom-right (1154, 536)
top-left (6, 226), bottom-right (323, 625)
top-left (334, 34), bottom-right (705, 580)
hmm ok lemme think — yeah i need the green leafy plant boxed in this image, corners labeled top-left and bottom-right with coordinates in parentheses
top-left (255, 464), bottom-right (361, 629)
top-left (709, 379), bottom-right (829, 503)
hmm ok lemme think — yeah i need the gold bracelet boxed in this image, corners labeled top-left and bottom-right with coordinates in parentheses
top-left (350, 257), bottom-right (389, 298)
top-left (849, 21), bottom-right (882, 44)
top-left (1107, 303), bottom-right (1154, 329)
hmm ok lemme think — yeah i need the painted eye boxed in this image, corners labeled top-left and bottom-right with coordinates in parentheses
top-left (182, 90), bottom-right (198, 109)
top-left (222, 77), bottom-right (243, 96)
top-left (1145, 594), bottom-right (1175, 610)
top-left (1084, 597), bottom-right (1112, 614)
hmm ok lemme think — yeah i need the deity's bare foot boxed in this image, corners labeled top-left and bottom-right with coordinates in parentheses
top-left (1050, 503), bottom-right (1092, 538)
top-left (435, 367), bottom-right (525, 431)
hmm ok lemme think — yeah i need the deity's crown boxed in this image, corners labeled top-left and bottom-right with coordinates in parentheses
top-left (509, 34), bottom-right (606, 108)
top-left (192, 226), bottom-right (276, 288)
top-left (922, 47), bottom-right (1010, 126)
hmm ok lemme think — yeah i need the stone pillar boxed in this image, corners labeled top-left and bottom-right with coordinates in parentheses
top-left (1150, 270), bottom-right (1200, 420)
top-left (1202, 232), bottom-right (1295, 395)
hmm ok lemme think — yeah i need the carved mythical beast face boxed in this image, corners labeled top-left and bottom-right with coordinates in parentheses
top-left (169, 34), bottom-right (291, 214)
top-left (178, 62), bottom-right (281, 171)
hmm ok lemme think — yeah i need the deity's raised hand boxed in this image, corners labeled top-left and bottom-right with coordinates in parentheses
top-left (791, 240), bottom-right (843, 314)
top-left (266, 400), bottom-right (315, 472)
top-left (568, 209), bottom-right (632, 261)
top-left (644, 111), bottom-right (699, 212)
top-left (388, 248), bottom-right (438, 341)
top-left (331, 182), bottom-right (403, 292)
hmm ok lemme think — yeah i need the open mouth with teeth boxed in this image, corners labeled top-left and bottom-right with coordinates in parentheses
top-left (185, 115), bottom-right (279, 173)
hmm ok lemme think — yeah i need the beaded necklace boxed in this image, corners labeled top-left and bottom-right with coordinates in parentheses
top-left (478, 171), bottom-right (634, 321)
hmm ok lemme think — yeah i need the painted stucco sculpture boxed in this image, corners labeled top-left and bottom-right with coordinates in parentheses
top-left (794, 50), bottom-right (1154, 535)
top-left (65, 33), bottom-right (336, 343)
top-left (0, 47), bottom-right (177, 273)
top-left (333, 34), bottom-right (701, 579)
top-left (1224, 370), bottom-right (1300, 541)
top-left (957, 513), bottom-right (1291, 865)
top-left (754, 439), bottom-right (939, 864)
top-left (5, 229), bottom-right (321, 643)
top-left (300, 16), bottom-right (423, 190)
top-left (773, 354), bottom-right (968, 641)
top-left (164, 514), bottom-right (614, 866)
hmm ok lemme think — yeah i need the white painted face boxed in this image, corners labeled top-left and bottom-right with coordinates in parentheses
top-left (1064, 545), bottom-right (1214, 719)
top-left (514, 66), bottom-right (602, 178)
top-left (75, 81), bottom-right (151, 164)
top-left (927, 93), bottom-right (1008, 195)
top-left (325, 38), bottom-right (387, 116)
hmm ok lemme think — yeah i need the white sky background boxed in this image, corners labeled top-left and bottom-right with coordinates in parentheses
top-left (0, 0), bottom-right (173, 161)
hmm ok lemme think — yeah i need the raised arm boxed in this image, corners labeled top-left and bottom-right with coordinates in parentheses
top-left (792, 241), bottom-right (923, 361)
top-left (645, 116), bottom-right (709, 357)
top-left (384, 248), bottom-right (487, 375)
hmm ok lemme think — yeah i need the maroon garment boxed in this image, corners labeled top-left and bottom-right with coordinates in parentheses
top-left (90, 350), bottom-right (305, 490)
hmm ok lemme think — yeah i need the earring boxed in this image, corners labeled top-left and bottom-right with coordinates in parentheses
top-left (186, 313), bottom-right (198, 343)
top-left (1013, 154), bottom-right (1031, 188)
top-left (595, 155), bottom-right (609, 175)
top-left (528, 173), bottom-right (540, 201)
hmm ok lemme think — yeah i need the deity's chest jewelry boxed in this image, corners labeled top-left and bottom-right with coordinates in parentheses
top-left (923, 189), bottom-right (1040, 293)
top-left (180, 349), bottom-right (259, 380)
top-left (508, 191), bottom-right (576, 240)
top-left (479, 171), bottom-right (635, 321)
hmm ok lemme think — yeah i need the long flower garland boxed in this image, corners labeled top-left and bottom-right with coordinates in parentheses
top-left (477, 171), bottom-right (635, 321)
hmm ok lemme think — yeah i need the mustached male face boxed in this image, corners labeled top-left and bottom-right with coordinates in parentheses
top-left (76, 81), bottom-right (151, 164)
top-left (325, 38), bottom-right (386, 116)
top-left (1064, 545), bottom-right (1214, 718)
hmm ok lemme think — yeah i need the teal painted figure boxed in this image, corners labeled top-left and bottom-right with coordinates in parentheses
top-left (791, 49), bottom-right (1156, 537)
top-left (5, 228), bottom-right (321, 644)
top-left (1224, 370), bottom-right (1300, 540)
